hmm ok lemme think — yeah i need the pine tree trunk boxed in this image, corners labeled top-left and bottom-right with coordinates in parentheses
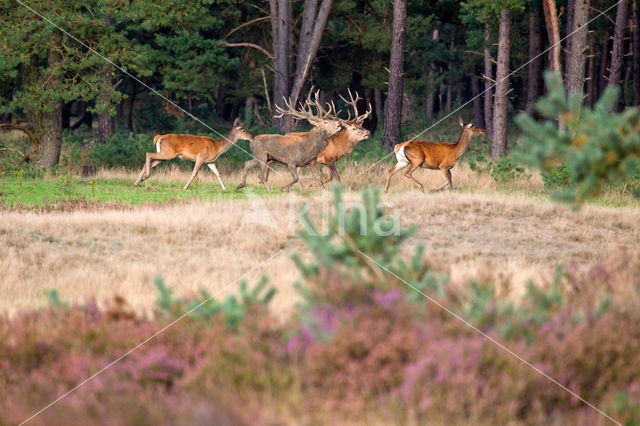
top-left (286, 0), bottom-right (333, 131)
top-left (483, 24), bottom-right (494, 139)
top-left (127, 86), bottom-right (136, 132)
top-left (566, 0), bottom-right (590, 95)
top-left (491, 9), bottom-right (512, 159)
top-left (609, 0), bottom-right (629, 88)
top-left (526, 5), bottom-right (543, 115)
top-left (598, 33), bottom-right (610, 98)
top-left (374, 89), bottom-right (383, 122)
top-left (470, 72), bottom-right (484, 128)
top-left (632, 1), bottom-right (640, 105)
top-left (543, 0), bottom-right (562, 73)
top-left (270, 0), bottom-right (290, 131)
top-left (96, 66), bottom-right (116, 145)
top-left (25, 32), bottom-right (63, 168)
top-left (586, 45), bottom-right (597, 106)
top-left (382, 0), bottom-right (406, 150)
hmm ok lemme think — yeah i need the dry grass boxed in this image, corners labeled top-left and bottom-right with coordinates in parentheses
top-left (1, 166), bottom-right (639, 316)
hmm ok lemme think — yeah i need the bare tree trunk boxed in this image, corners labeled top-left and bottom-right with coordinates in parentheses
top-left (586, 44), bottom-right (597, 106)
top-left (609, 0), bottom-right (629, 88)
top-left (382, 0), bottom-right (406, 150)
top-left (483, 24), bottom-right (494, 139)
top-left (632, 1), bottom-right (640, 105)
top-left (526, 4), bottom-right (543, 115)
top-left (566, 0), bottom-right (590, 96)
top-left (598, 33), bottom-right (610, 98)
top-left (24, 36), bottom-right (63, 168)
top-left (470, 72), bottom-right (484, 128)
top-left (374, 89), bottom-right (383, 122)
top-left (492, 9), bottom-right (512, 159)
top-left (285, 0), bottom-right (334, 131)
top-left (270, 0), bottom-right (290, 131)
top-left (96, 67), bottom-right (116, 144)
top-left (445, 85), bottom-right (453, 112)
top-left (542, 0), bottom-right (562, 73)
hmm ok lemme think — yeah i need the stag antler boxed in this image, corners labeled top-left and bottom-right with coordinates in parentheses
top-left (338, 89), bottom-right (372, 125)
top-left (274, 89), bottom-right (340, 124)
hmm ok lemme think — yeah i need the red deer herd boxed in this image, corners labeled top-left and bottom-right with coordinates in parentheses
top-left (135, 90), bottom-right (484, 193)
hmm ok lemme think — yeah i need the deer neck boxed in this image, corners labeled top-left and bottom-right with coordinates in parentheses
top-left (453, 129), bottom-right (473, 159)
top-left (219, 130), bottom-right (241, 153)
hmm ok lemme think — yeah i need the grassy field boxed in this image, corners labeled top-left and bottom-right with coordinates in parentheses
top-left (1, 165), bottom-right (638, 316)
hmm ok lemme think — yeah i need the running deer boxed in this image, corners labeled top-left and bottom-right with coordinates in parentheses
top-left (236, 92), bottom-right (343, 192)
top-left (263, 89), bottom-right (372, 185)
top-left (384, 117), bottom-right (485, 192)
top-left (133, 119), bottom-right (252, 190)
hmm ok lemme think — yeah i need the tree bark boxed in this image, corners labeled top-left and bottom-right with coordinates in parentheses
top-left (632, 1), bottom-right (640, 105)
top-left (24, 33), bottom-right (63, 168)
top-left (285, 0), bottom-right (334, 131)
top-left (96, 65), bottom-right (116, 145)
top-left (609, 0), bottom-right (629, 88)
top-left (483, 24), bottom-right (494, 139)
top-left (586, 44), bottom-right (597, 106)
top-left (374, 88), bottom-right (383, 122)
top-left (542, 0), bottom-right (562, 73)
top-left (526, 5), bottom-right (543, 115)
top-left (492, 9), bottom-right (512, 159)
top-left (270, 0), bottom-right (290, 131)
top-left (470, 72), bottom-right (484, 128)
top-left (382, 0), bottom-right (407, 150)
top-left (566, 0), bottom-right (590, 96)
top-left (598, 32), bottom-right (610, 98)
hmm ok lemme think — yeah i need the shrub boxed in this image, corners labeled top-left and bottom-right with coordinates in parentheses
top-left (515, 71), bottom-right (640, 202)
top-left (490, 156), bottom-right (527, 183)
top-left (88, 133), bottom-right (151, 169)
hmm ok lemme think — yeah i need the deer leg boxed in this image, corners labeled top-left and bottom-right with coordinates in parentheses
top-left (384, 162), bottom-right (408, 193)
top-left (404, 165), bottom-right (424, 192)
top-left (443, 167), bottom-right (453, 189)
top-left (309, 161), bottom-right (325, 190)
top-left (263, 161), bottom-right (275, 183)
top-left (257, 162), bottom-right (271, 190)
top-left (183, 159), bottom-right (205, 190)
top-left (134, 152), bottom-right (173, 186)
top-left (321, 163), bottom-right (340, 185)
top-left (207, 163), bottom-right (226, 191)
top-left (283, 164), bottom-right (299, 192)
top-left (236, 159), bottom-right (259, 190)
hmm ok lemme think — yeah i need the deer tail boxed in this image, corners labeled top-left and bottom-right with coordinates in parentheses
top-left (394, 143), bottom-right (410, 168)
top-left (153, 135), bottom-right (164, 153)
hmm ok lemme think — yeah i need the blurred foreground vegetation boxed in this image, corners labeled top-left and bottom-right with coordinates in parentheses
top-left (2, 188), bottom-right (639, 424)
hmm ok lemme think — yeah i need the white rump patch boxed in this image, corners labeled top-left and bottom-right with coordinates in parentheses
top-left (395, 145), bottom-right (410, 167)
top-left (155, 139), bottom-right (162, 153)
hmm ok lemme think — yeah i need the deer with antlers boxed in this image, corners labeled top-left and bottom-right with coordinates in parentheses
top-left (133, 119), bottom-right (252, 190)
top-left (236, 92), bottom-right (343, 191)
top-left (263, 89), bottom-right (372, 185)
top-left (384, 117), bottom-right (485, 193)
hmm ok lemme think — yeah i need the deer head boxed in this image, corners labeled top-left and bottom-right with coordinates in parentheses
top-left (458, 116), bottom-right (485, 137)
top-left (274, 91), bottom-right (343, 136)
top-left (230, 118), bottom-right (253, 141)
top-left (339, 89), bottom-right (372, 141)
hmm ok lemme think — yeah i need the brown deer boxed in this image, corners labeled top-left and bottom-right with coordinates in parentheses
top-left (133, 119), bottom-right (252, 190)
top-left (263, 89), bottom-right (372, 185)
top-left (236, 93), bottom-right (343, 192)
top-left (384, 117), bottom-right (485, 193)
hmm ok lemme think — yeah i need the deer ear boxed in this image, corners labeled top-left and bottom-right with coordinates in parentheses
top-left (466, 123), bottom-right (473, 128)
top-left (233, 118), bottom-right (240, 127)
top-left (458, 116), bottom-right (465, 127)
